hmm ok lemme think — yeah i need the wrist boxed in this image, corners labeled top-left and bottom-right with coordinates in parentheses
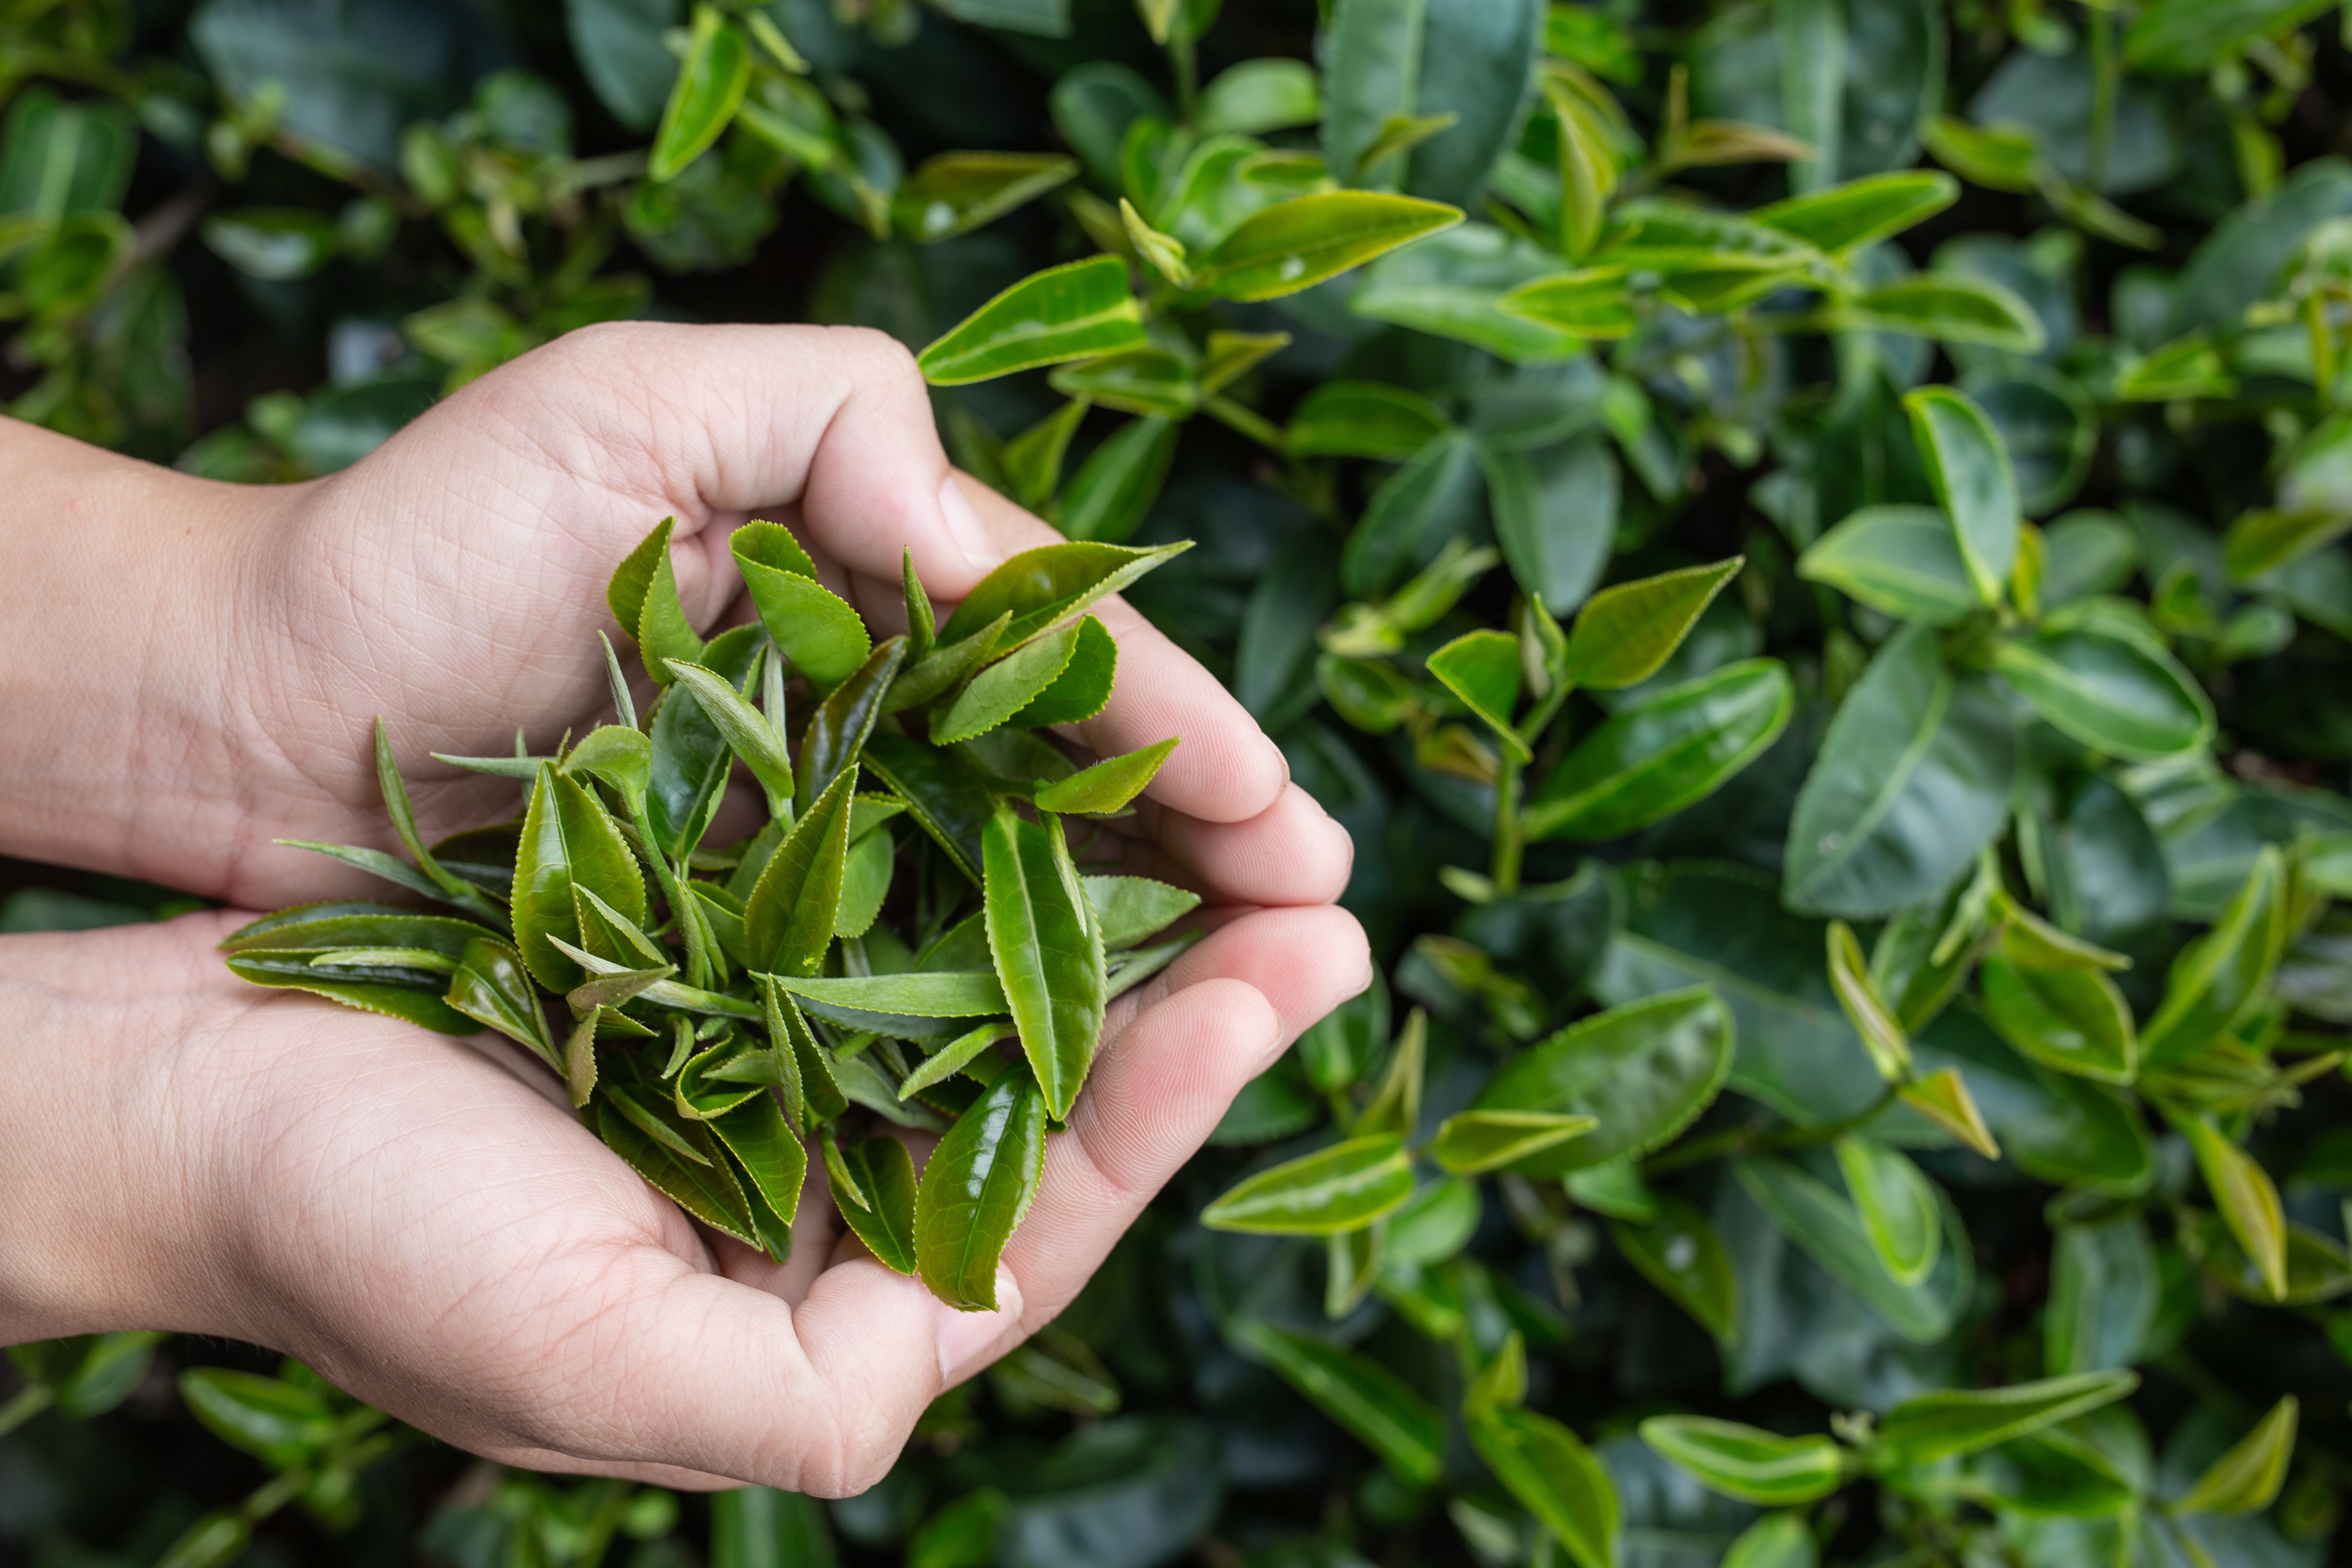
top-left (0, 418), bottom-right (304, 897)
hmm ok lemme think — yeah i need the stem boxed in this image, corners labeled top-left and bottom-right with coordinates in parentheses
top-left (2087, 6), bottom-right (2116, 192)
top-left (0, 1386), bottom-right (52, 1438)
top-left (1490, 754), bottom-right (1525, 894)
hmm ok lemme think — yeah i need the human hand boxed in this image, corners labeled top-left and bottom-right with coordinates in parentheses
top-left (1, 883), bottom-right (1364, 1488)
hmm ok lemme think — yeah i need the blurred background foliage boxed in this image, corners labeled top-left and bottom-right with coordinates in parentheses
top-left (7, 0), bottom-right (2352, 1563)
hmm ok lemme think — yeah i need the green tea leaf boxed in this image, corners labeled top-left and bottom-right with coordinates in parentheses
top-left (597, 1093), bottom-right (757, 1244)
top-left (1051, 348), bottom-right (1195, 418)
top-left (1471, 987), bottom-right (1733, 1173)
top-left (1642, 1416), bottom-right (1844, 1506)
top-left (1201, 1135), bottom-right (1415, 1234)
top-left (1833, 1136), bottom-right (1941, 1286)
top-left (1198, 57), bottom-right (1322, 135)
top-left (1233, 1319), bottom-right (1442, 1485)
top-left (1056, 417), bottom-right (1180, 545)
top-left (665, 658), bottom-right (794, 810)
top-left (1826, 918), bottom-right (1912, 1082)
top-left (1734, 1156), bottom-right (1968, 1342)
top-left (178, 1370), bottom-right (334, 1458)
top-left (829, 1134), bottom-right (919, 1273)
top-left (1872, 1370), bottom-right (2139, 1468)
top-left (1797, 505), bottom-right (1980, 626)
top-left (512, 763), bottom-right (649, 992)
top-left (1352, 223), bottom-right (1602, 362)
top-left (2175, 1396), bottom-right (2299, 1515)
top-left (917, 256), bottom-right (1148, 385)
top-left (1991, 628), bottom-right (2213, 761)
top-left (795, 637), bottom-right (906, 813)
top-left (223, 951), bottom-right (478, 1034)
top-left (2142, 847), bottom-right (2288, 1064)
top-left (893, 151), bottom-right (1077, 242)
top-left (744, 767), bottom-right (856, 977)
top-left (1899, 1067), bottom-right (2002, 1160)
top-left (1431, 1109), bottom-right (1596, 1174)
top-left (1753, 170), bottom-right (1958, 252)
top-left (372, 720), bottom-right (501, 918)
top-left (862, 734), bottom-right (997, 882)
top-left (1425, 629), bottom-right (1526, 762)
top-left (1083, 873), bottom-right (1200, 949)
top-left (445, 936), bottom-right (556, 1066)
top-left (1484, 433), bottom-right (1618, 616)
top-left (1468, 1405), bottom-right (1620, 1568)
top-left (1903, 387), bottom-right (2019, 606)
top-left (648, 624), bottom-right (762, 858)
top-left (731, 521), bottom-right (872, 688)
top-left (1719, 1514), bottom-right (1818, 1568)
top-left (2125, 0), bottom-right (2333, 74)
top-left (560, 724), bottom-right (653, 804)
top-left (939, 540), bottom-right (1190, 648)
top-left (1194, 191), bottom-right (1462, 301)
top-left (983, 808), bottom-right (1107, 1121)
top-left (649, 6), bottom-right (750, 182)
top-left (1285, 379), bottom-right (1449, 461)
top-left (1524, 659), bottom-right (1794, 841)
top-left (915, 1063), bottom-right (1048, 1310)
top-left (2184, 1113), bottom-right (2287, 1300)
top-left (777, 970), bottom-right (1009, 1016)
top-left (933, 621), bottom-right (1083, 745)
top-left (1783, 626), bottom-right (2016, 919)
top-left (1980, 954), bottom-right (2137, 1084)
top-left (1610, 1194), bottom-right (1737, 1342)
top-left (1034, 737), bottom-right (1178, 815)
top-left (1560, 558), bottom-right (1743, 689)
top-left (710, 1091), bottom-right (806, 1237)
top-left (1840, 275), bottom-right (2046, 354)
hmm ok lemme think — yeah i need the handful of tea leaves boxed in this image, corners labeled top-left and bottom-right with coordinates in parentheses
top-left (223, 521), bottom-right (1198, 1310)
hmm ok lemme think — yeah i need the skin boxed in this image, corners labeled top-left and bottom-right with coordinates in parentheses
top-left (0, 321), bottom-right (1371, 1493)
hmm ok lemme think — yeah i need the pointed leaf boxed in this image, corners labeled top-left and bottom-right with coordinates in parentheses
top-left (1873, 1370), bottom-right (2139, 1468)
top-left (1233, 1319), bottom-right (1442, 1485)
top-left (1034, 737), bottom-right (1177, 816)
top-left (1992, 628), bottom-right (2213, 762)
top-left (1425, 630), bottom-right (1527, 762)
top-left (915, 1063), bottom-right (1048, 1309)
top-left (1981, 954), bottom-right (2137, 1084)
top-left (1524, 660), bottom-right (1794, 842)
top-left (1560, 559), bottom-right (1743, 689)
top-left (1903, 387), bottom-right (2019, 605)
top-left (1468, 1405), bottom-right (1620, 1568)
top-left (933, 622), bottom-right (1083, 745)
top-left (1472, 988), bottom-right (1734, 1174)
top-left (938, 540), bottom-right (1189, 648)
top-left (649, 6), bottom-right (750, 182)
top-left (1899, 1068), bottom-right (2001, 1159)
top-left (1432, 1110), bottom-right (1596, 1174)
top-left (744, 768), bottom-right (856, 977)
top-left (1193, 191), bottom-right (1462, 302)
top-left (917, 256), bottom-right (1148, 385)
top-left (1639, 1416), bottom-right (1846, 1506)
top-left (2184, 1114), bottom-right (2287, 1300)
top-left (512, 764), bottom-right (649, 992)
top-left (1797, 505), bottom-right (1980, 626)
top-left (1834, 1136), bottom-right (1941, 1286)
top-left (983, 808), bottom-right (1107, 1120)
top-left (795, 638), bottom-right (907, 813)
top-left (732, 521), bottom-right (871, 688)
top-left (1753, 170), bottom-right (1958, 253)
top-left (2176, 1396), bottom-right (2298, 1515)
top-left (1200, 1135), bottom-right (1415, 1235)
top-left (1610, 1194), bottom-right (1737, 1342)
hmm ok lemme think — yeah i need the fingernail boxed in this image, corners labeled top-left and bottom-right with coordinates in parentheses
top-left (1268, 734), bottom-right (1293, 789)
top-left (935, 1267), bottom-right (1023, 1381)
top-left (938, 474), bottom-right (997, 570)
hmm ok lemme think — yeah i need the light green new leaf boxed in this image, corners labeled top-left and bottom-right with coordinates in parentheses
top-left (1734, 1156), bottom-right (1967, 1342)
top-left (933, 621), bottom-right (1083, 745)
top-left (1432, 1109), bottom-right (1596, 1174)
top-left (1051, 347), bottom-right (1196, 417)
top-left (1871, 1370), bottom-right (2139, 1468)
top-left (1083, 874), bottom-right (1199, 949)
top-left (710, 1092), bottom-right (806, 1236)
top-left (664, 659), bottom-right (793, 810)
top-left (1194, 191), bottom-right (1462, 301)
top-left (1720, 1514), bottom-right (1818, 1568)
top-left (1426, 630), bottom-right (1527, 762)
top-left (938, 540), bottom-right (1189, 648)
top-left (177, 1369), bottom-right (335, 1458)
top-left (731, 521), bottom-right (871, 687)
top-left (1610, 1194), bottom-right (1737, 1342)
top-left (512, 763), bottom-right (649, 993)
top-left (1753, 171), bottom-right (1958, 253)
top-left (1034, 737), bottom-right (1178, 815)
top-left (892, 151), bottom-right (1077, 242)
top-left (1200, 1135), bottom-right (1415, 1234)
top-left (914, 1063), bottom-right (1048, 1310)
top-left (1198, 58), bottom-right (1322, 136)
top-left (372, 720), bottom-right (502, 919)
top-left (1638, 1416), bottom-right (1846, 1506)
top-left (743, 768), bottom-right (856, 978)
top-left (1496, 266), bottom-right (1639, 338)
top-left (609, 516), bottom-right (703, 682)
top-left (1834, 1136), bottom-right (1941, 1286)
top-left (794, 638), bottom-right (905, 812)
top-left (1472, 988), bottom-right (1734, 1173)
top-left (1904, 387), bottom-right (2019, 605)
top-left (445, 937), bottom-right (556, 1065)
top-left (1797, 506), bottom-right (1980, 626)
top-left (2184, 1114), bottom-right (2287, 1300)
top-left (1992, 629), bottom-right (2214, 761)
top-left (649, 6), bottom-right (750, 183)
top-left (2142, 847), bottom-right (2288, 1064)
top-left (1560, 559), bottom-right (1743, 689)
top-left (983, 808), bottom-right (1107, 1120)
top-left (1980, 954), bottom-right (2137, 1084)
top-left (777, 971), bottom-right (1009, 1017)
top-left (1234, 1319), bottom-right (1442, 1485)
top-left (1841, 275), bottom-right (2046, 354)
top-left (2223, 508), bottom-right (2352, 582)
top-left (1525, 659), bottom-right (1793, 842)
top-left (1468, 1405), bottom-right (1620, 1568)
top-left (1011, 616), bottom-right (1118, 728)
top-left (2176, 1396), bottom-right (2299, 1515)
top-left (1900, 1068), bottom-right (2002, 1160)
top-left (1827, 918), bottom-right (1912, 1082)
top-left (917, 256), bottom-right (1148, 385)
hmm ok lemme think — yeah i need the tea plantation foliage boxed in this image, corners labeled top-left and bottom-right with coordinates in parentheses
top-left (6, 0), bottom-right (2352, 1563)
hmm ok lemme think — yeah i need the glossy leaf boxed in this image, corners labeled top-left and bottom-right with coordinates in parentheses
top-left (1200, 1135), bottom-right (1415, 1234)
top-left (649, 7), bottom-right (749, 183)
top-left (1468, 1405), bottom-right (1619, 1568)
top-left (1425, 630), bottom-right (1526, 762)
top-left (983, 808), bottom-right (1106, 1120)
top-left (1753, 170), bottom-right (1958, 252)
top-left (938, 541), bottom-right (1188, 648)
top-left (1834, 1136), bottom-right (1941, 1286)
top-left (1992, 628), bottom-right (2213, 761)
top-left (1720, 1515), bottom-right (1818, 1568)
top-left (2175, 1396), bottom-right (2299, 1515)
top-left (1034, 737), bottom-right (1177, 815)
top-left (1286, 379), bottom-right (1449, 460)
top-left (1471, 988), bottom-right (1734, 1173)
top-left (917, 256), bottom-right (1148, 385)
top-left (647, 624), bottom-right (762, 858)
top-left (1826, 919), bottom-right (1911, 1082)
top-left (915, 1064), bottom-right (1047, 1310)
top-left (1432, 1109), bottom-right (1596, 1174)
top-left (597, 1093), bottom-right (757, 1244)
top-left (829, 1134), bottom-right (919, 1274)
top-left (1639, 1416), bottom-right (1846, 1506)
top-left (795, 637), bottom-right (906, 813)
top-left (893, 151), bottom-right (1077, 242)
top-left (1525, 659), bottom-right (1794, 842)
top-left (1980, 954), bottom-right (2137, 1084)
top-left (744, 767), bottom-right (855, 978)
top-left (1842, 275), bottom-right (2046, 354)
top-left (1084, 874), bottom-right (1199, 949)
top-left (1057, 417), bottom-right (1179, 544)
top-left (933, 621), bottom-right (1083, 745)
top-left (1783, 626), bottom-right (2016, 919)
top-left (1559, 559), bottom-right (1742, 689)
top-left (1904, 386), bottom-right (2019, 605)
top-left (862, 734), bottom-right (996, 883)
top-left (1233, 1319), bottom-right (1442, 1485)
top-left (1872, 1370), bottom-right (2138, 1467)
top-left (710, 1091), bottom-right (806, 1237)
top-left (731, 521), bottom-right (871, 688)
top-left (1193, 191), bottom-right (1462, 301)
top-left (1734, 1156), bottom-right (1968, 1342)
top-left (512, 763), bottom-right (648, 993)
top-left (2184, 1114), bottom-right (2287, 1300)
top-left (1797, 505), bottom-right (1979, 626)
top-left (1484, 432), bottom-right (1618, 616)
top-left (2142, 847), bottom-right (2288, 1064)
top-left (1610, 1194), bottom-right (1737, 1342)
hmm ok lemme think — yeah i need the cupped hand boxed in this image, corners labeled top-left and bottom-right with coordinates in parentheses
top-left (0, 896), bottom-right (1365, 1490)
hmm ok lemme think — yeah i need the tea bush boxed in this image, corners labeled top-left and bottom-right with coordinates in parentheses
top-left (5, 0), bottom-right (2352, 1564)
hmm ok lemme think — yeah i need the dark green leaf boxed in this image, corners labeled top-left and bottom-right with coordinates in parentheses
top-left (1232, 1319), bottom-right (1442, 1485)
top-left (1903, 387), bottom-right (2019, 605)
top-left (1056, 417), bottom-right (1179, 544)
top-left (1285, 380), bottom-right (1449, 461)
top-left (984, 808), bottom-right (1107, 1120)
top-left (830, 1134), bottom-right (919, 1273)
top-left (1797, 505), bottom-right (1978, 625)
top-left (1467, 1405), bottom-right (1619, 1568)
top-left (1525, 659), bottom-right (1794, 841)
top-left (795, 637), bottom-right (906, 813)
top-left (1472, 987), bottom-right (1734, 1173)
top-left (915, 1063), bottom-right (1047, 1310)
top-left (1610, 1194), bottom-right (1738, 1342)
top-left (1992, 627), bottom-right (2213, 761)
top-left (744, 767), bottom-right (855, 977)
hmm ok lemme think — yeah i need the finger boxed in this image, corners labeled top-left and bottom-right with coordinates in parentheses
top-left (977, 906), bottom-right (1369, 1348)
top-left (956, 479), bottom-right (1289, 825)
top-left (1110, 903), bottom-right (1372, 1049)
top-left (1125, 783), bottom-right (1356, 909)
